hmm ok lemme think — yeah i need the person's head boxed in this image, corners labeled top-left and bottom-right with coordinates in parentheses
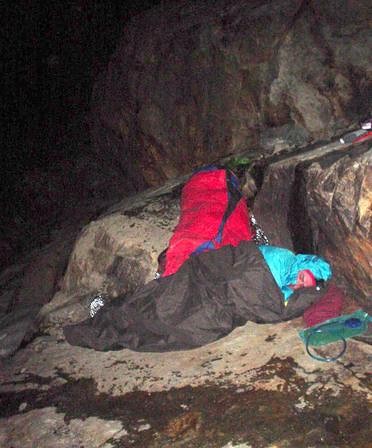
top-left (290, 269), bottom-right (316, 290)
top-left (286, 254), bottom-right (332, 290)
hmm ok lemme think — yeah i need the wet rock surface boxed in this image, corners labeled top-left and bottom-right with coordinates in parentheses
top-left (1, 320), bottom-right (371, 447)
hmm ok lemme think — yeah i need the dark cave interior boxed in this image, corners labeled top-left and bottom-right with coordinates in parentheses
top-left (1, 0), bottom-right (162, 266)
top-left (3, 1), bottom-right (161, 177)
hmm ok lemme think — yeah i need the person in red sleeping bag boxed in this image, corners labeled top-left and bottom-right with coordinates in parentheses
top-left (156, 165), bottom-right (344, 328)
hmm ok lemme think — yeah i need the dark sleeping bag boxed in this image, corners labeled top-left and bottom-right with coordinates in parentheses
top-left (64, 242), bottom-right (329, 352)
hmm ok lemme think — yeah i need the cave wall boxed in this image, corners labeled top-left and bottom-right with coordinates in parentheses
top-left (90, 0), bottom-right (371, 191)
top-left (253, 142), bottom-right (371, 305)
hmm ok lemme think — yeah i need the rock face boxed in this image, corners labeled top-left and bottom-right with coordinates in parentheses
top-left (0, 234), bottom-right (77, 357)
top-left (39, 181), bottom-right (182, 335)
top-left (253, 140), bottom-right (371, 305)
top-left (0, 406), bottom-right (125, 448)
top-left (90, 0), bottom-right (371, 191)
top-left (306, 147), bottom-right (371, 301)
top-left (61, 186), bottom-right (181, 297)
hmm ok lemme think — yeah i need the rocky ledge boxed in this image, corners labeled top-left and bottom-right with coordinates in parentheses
top-left (1, 318), bottom-right (371, 447)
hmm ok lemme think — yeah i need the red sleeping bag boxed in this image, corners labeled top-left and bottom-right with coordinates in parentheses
top-left (163, 168), bottom-right (253, 276)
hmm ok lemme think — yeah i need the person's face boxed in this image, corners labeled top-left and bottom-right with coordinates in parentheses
top-left (291, 270), bottom-right (315, 290)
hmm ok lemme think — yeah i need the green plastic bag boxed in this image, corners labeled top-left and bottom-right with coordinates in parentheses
top-left (299, 309), bottom-right (371, 362)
